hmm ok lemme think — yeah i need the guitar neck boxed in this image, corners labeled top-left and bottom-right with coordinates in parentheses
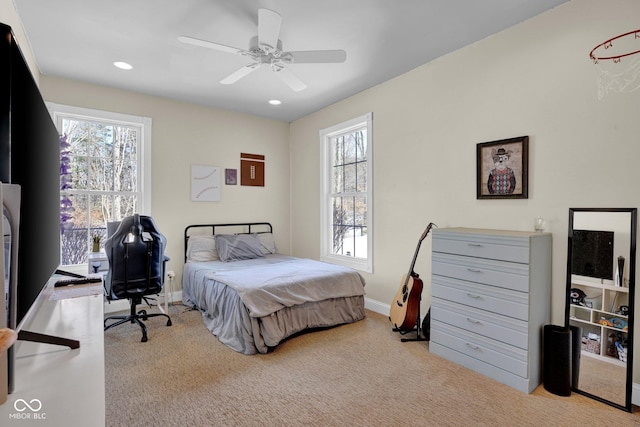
top-left (404, 222), bottom-right (434, 279)
top-left (406, 240), bottom-right (423, 277)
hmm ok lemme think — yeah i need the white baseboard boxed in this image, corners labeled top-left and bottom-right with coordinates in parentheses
top-left (364, 297), bottom-right (389, 317)
top-left (633, 382), bottom-right (640, 406)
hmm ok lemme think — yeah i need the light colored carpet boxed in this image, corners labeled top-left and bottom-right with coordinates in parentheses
top-left (104, 305), bottom-right (638, 426)
top-left (578, 354), bottom-right (627, 405)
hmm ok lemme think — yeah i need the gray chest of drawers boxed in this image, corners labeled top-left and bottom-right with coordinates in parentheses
top-left (430, 228), bottom-right (552, 393)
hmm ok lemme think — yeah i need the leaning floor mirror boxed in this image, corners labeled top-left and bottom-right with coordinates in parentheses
top-left (565, 208), bottom-right (636, 411)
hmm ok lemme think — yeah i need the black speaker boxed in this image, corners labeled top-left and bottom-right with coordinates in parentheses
top-left (543, 325), bottom-right (572, 396)
top-left (421, 309), bottom-right (430, 341)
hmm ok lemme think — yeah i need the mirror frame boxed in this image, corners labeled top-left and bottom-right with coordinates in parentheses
top-left (565, 207), bottom-right (636, 412)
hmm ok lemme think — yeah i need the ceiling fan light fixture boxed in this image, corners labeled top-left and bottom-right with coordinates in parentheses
top-left (113, 61), bottom-right (133, 70)
top-left (178, 8), bottom-right (345, 92)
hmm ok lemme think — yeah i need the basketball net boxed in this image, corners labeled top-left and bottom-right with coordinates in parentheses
top-left (590, 29), bottom-right (640, 100)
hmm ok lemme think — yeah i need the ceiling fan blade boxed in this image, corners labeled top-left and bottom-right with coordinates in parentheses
top-left (273, 66), bottom-right (307, 92)
top-left (178, 35), bottom-right (248, 56)
top-left (287, 50), bottom-right (347, 64)
top-left (258, 9), bottom-right (281, 52)
top-left (220, 63), bottom-right (261, 85)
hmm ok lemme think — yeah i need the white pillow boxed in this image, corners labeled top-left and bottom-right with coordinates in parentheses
top-left (186, 235), bottom-right (219, 262)
top-left (258, 233), bottom-right (277, 254)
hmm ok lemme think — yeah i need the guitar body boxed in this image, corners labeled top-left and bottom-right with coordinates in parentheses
top-left (389, 222), bottom-right (435, 333)
top-left (389, 273), bottom-right (423, 331)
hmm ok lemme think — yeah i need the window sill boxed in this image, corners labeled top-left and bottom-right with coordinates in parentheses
top-left (320, 254), bottom-right (372, 273)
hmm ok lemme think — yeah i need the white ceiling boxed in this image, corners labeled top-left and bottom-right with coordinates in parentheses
top-left (13, 0), bottom-right (569, 122)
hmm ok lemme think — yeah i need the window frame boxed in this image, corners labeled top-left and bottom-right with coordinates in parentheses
top-left (47, 102), bottom-right (152, 265)
top-left (319, 112), bottom-right (373, 273)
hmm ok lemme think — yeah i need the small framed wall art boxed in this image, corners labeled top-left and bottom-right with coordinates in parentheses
top-left (476, 136), bottom-right (528, 199)
top-left (225, 168), bottom-right (237, 185)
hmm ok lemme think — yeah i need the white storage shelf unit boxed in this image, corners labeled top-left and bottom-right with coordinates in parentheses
top-left (430, 228), bottom-right (552, 394)
top-left (569, 278), bottom-right (629, 366)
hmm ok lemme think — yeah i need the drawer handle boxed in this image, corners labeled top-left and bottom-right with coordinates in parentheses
top-left (465, 342), bottom-right (481, 350)
top-left (468, 243), bottom-right (483, 247)
top-left (466, 293), bottom-right (481, 299)
top-left (466, 317), bottom-right (481, 324)
top-left (467, 268), bottom-right (482, 273)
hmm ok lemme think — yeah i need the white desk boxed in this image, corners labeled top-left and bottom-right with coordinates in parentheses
top-left (0, 294), bottom-right (105, 426)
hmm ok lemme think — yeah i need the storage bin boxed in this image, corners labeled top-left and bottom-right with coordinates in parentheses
top-left (581, 336), bottom-right (600, 355)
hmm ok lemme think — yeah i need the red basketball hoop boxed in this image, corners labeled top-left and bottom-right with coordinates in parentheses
top-left (589, 29), bottom-right (640, 99)
top-left (589, 29), bottom-right (640, 63)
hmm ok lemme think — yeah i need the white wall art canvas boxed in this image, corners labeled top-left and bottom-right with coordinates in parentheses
top-left (191, 165), bottom-right (220, 202)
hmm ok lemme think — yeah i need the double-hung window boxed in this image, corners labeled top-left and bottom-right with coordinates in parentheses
top-left (48, 103), bottom-right (151, 266)
top-left (320, 113), bottom-right (373, 273)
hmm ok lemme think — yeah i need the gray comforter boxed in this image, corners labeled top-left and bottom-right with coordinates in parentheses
top-left (182, 255), bottom-right (366, 354)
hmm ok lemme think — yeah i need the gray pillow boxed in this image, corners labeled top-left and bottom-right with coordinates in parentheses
top-left (258, 233), bottom-right (278, 254)
top-left (215, 234), bottom-right (265, 262)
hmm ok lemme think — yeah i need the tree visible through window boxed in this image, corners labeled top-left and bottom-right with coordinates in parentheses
top-left (331, 129), bottom-right (367, 257)
top-left (50, 104), bottom-right (151, 266)
top-left (320, 113), bottom-right (373, 273)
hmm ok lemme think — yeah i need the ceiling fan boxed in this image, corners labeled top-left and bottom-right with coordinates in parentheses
top-left (178, 8), bottom-right (346, 92)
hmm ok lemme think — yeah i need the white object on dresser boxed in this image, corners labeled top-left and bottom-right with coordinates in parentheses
top-left (430, 228), bottom-right (552, 394)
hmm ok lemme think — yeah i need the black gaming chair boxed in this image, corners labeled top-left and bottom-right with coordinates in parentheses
top-left (103, 214), bottom-right (172, 342)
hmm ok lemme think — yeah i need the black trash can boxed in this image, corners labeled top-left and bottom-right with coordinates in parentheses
top-left (543, 325), bottom-right (572, 396)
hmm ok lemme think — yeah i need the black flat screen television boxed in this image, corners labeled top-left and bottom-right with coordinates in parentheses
top-left (571, 229), bottom-right (614, 280)
top-left (1, 23), bottom-right (61, 332)
top-left (1, 22), bottom-right (70, 394)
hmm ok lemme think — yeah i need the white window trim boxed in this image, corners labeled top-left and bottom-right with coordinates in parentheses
top-left (46, 102), bottom-right (152, 215)
top-left (319, 112), bottom-right (373, 273)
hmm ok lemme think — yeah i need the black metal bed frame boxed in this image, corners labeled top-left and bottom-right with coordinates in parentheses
top-left (183, 222), bottom-right (273, 262)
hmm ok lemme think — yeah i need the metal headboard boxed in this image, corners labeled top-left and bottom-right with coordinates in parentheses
top-left (184, 222), bottom-right (273, 262)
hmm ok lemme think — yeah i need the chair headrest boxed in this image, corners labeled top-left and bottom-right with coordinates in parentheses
top-left (105, 214), bottom-right (166, 249)
top-left (129, 213), bottom-right (143, 237)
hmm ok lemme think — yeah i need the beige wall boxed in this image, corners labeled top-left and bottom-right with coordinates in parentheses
top-left (290, 0), bottom-right (640, 330)
top-left (41, 76), bottom-right (291, 284)
top-left (0, 0), bottom-right (39, 82)
top-left (8, 0), bottom-right (640, 384)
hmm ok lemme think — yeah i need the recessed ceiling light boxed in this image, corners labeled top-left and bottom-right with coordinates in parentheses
top-left (113, 61), bottom-right (133, 70)
top-left (268, 99), bottom-right (282, 105)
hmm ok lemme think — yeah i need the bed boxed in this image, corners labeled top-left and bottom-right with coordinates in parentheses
top-left (181, 223), bottom-right (366, 354)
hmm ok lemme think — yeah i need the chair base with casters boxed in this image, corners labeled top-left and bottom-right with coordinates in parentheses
top-left (104, 296), bottom-right (172, 342)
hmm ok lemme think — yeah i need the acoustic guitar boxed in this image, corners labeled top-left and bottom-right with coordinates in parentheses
top-left (389, 222), bottom-right (435, 331)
